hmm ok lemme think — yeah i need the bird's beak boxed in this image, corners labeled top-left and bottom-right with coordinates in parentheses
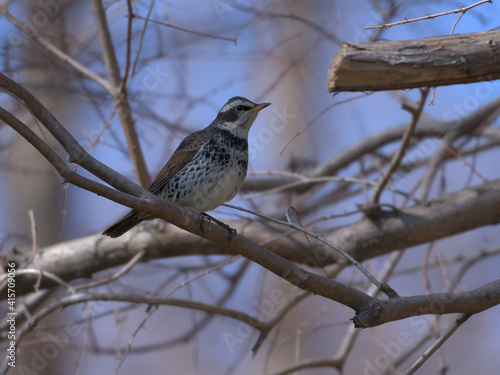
top-left (252, 102), bottom-right (271, 112)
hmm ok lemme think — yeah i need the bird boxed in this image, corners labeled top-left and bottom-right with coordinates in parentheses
top-left (102, 96), bottom-right (271, 240)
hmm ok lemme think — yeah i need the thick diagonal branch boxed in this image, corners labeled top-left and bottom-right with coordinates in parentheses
top-left (0, 72), bottom-right (371, 313)
top-left (4, 178), bottom-right (500, 298)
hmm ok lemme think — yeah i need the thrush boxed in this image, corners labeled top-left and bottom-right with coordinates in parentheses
top-left (102, 96), bottom-right (271, 240)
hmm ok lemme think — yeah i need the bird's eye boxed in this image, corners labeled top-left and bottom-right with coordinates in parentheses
top-left (236, 105), bottom-right (243, 111)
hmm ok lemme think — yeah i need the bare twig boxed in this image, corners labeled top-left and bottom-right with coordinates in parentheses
top-left (404, 313), bottom-right (472, 375)
top-left (133, 15), bottom-right (238, 44)
top-left (120, 0), bottom-right (134, 94)
top-left (270, 251), bottom-right (405, 375)
top-left (163, 255), bottom-right (242, 298)
top-left (226, 203), bottom-right (398, 298)
top-left (0, 291), bottom-right (267, 374)
top-left (115, 255), bottom-right (245, 364)
top-left (279, 94), bottom-right (370, 155)
top-left (44, 262), bottom-right (252, 356)
top-left (380, 330), bottom-right (437, 375)
top-left (442, 144), bottom-right (487, 183)
top-left (370, 88), bottom-right (429, 204)
top-left (0, 6), bottom-right (111, 92)
top-left (74, 302), bottom-right (91, 375)
top-left (418, 96), bottom-right (500, 201)
top-left (242, 174), bottom-right (420, 203)
top-left (244, 97), bottom-right (500, 194)
top-left (450, 8), bottom-right (466, 35)
top-left (74, 250), bottom-right (147, 291)
top-left (90, 0), bottom-right (150, 187)
top-left (234, 4), bottom-right (341, 43)
top-left (365, 0), bottom-right (492, 30)
top-left (130, 0), bottom-right (156, 78)
top-left (28, 210), bottom-right (38, 257)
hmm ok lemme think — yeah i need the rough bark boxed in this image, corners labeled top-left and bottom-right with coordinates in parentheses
top-left (328, 30), bottom-right (500, 91)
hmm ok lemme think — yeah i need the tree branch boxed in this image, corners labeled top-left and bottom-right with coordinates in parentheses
top-left (328, 30), bottom-right (500, 91)
top-left (365, 0), bottom-right (492, 30)
top-left (404, 313), bottom-right (472, 375)
top-left (0, 5), bottom-right (111, 92)
top-left (1, 72), bottom-right (499, 337)
top-left (0, 292), bottom-right (262, 373)
top-left (242, 96), bottom-right (500, 194)
top-left (90, 0), bottom-right (150, 187)
top-left (353, 280), bottom-right (499, 327)
top-left (0, 72), bottom-right (372, 313)
top-left (4, 178), bottom-right (500, 297)
top-left (370, 88), bottom-right (429, 204)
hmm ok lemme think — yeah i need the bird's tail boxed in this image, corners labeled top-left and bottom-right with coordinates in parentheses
top-left (102, 210), bottom-right (147, 238)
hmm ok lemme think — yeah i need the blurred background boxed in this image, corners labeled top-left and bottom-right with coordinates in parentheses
top-left (1, 0), bottom-right (500, 374)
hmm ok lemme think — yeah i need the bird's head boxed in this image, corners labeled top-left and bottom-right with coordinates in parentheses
top-left (215, 96), bottom-right (271, 137)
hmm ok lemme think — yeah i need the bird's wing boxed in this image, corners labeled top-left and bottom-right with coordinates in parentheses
top-left (148, 127), bottom-right (213, 194)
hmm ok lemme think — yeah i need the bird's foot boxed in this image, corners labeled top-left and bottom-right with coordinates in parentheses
top-left (199, 213), bottom-right (236, 246)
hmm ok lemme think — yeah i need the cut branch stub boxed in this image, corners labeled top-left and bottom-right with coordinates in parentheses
top-left (328, 30), bottom-right (500, 92)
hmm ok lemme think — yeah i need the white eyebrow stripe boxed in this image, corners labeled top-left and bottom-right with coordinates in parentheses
top-left (220, 102), bottom-right (236, 112)
top-left (220, 101), bottom-right (242, 112)
top-left (219, 97), bottom-right (256, 113)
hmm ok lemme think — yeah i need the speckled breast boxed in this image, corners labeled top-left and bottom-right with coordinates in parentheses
top-left (163, 129), bottom-right (249, 213)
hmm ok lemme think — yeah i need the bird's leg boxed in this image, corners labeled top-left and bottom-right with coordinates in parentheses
top-left (179, 205), bottom-right (236, 245)
top-left (200, 213), bottom-right (236, 246)
top-left (178, 205), bottom-right (208, 237)
top-left (199, 214), bottom-right (205, 236)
